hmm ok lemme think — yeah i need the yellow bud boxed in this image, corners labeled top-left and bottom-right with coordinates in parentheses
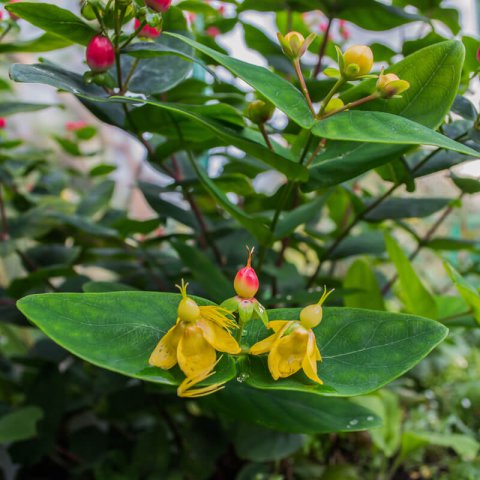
top-left (376, 71), bottom-right (410, 97)
top-left (343, 45), bottom-right (373, 78)
top-left (324, 97), bottom-right (344, 114)
top-left (177, 297), bottom-right (200, 322)
top-left (278, 31), bottom-right (316, 60)
top-left (285, 31), bottom-right (305, 53)
top-left (247, 100), bottom-right (275, 124)
top-left (300, 304), bottom-right (323, 329)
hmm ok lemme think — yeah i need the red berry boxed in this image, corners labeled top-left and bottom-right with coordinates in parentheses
top-left (145, 0), bottom-right (172, 13)
top-left (234, 247), bottom-right (259, 298)
top-left (0, 118), bottom-right (6, 129)
top-left (134, 19), bottom-right (161, 38)
top-left (66, 120), bottom-right (88, 131)
top-left (86, 35), bottom-right (115, 73)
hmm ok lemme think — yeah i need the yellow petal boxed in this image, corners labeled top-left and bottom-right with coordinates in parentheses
top-left (302, 331), bottom-right (323, 384)
top-left (149, 323), bottom-right (183, 369)
top-left (197, 319), bottom-right (241, 354)
top-left (270, 329), bottom-right (309, 379)
top-left (267, 320), bottom-right (290, 332)
top-left (314, 342), bottom-right (322, 361)
top-left (250, 321), bottom-right (290, 355)
top-left (250, 333), bottom-right (278, 355)
top-left (177, 365), bottom-right (225, 398)
top-left (177, 324), bottom-right (217, 378)
top-left (199, 305), bottom-right (237, 330)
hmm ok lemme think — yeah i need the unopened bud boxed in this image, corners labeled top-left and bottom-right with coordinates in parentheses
top-left (278, 31), bottom-right (316, 60)
top-left (342, 45), bottom-right (373, 79)
top-left (145, 0), bottom-right (171, 13)
top-left (376, 71), bottom-right (410, 98)
top-left (247, 100), bottom-right (275, 124)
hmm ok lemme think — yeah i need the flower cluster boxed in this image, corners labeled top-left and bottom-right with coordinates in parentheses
top-left (149, 249), bottom-right (334, 397)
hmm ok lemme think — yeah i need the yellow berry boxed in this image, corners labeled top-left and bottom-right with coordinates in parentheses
top-left (300, 304), bottom-right (323, 329)
top-left (178, 297), bottom-right (200, 322)
top-left (343, 45), bottom-right (373, 77)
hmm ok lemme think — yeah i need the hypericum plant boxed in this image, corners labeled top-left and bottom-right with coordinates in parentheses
top-left (2, 0), bottom-right (480, 477)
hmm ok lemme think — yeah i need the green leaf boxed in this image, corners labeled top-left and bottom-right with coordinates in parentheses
top-left (17, 292), bottom-right (236, 388)
top-left (0, 406), bottom-right (43, 443)
top-left (400, 431), bottom-right (479, 462)
top-left (312, 111), bottom-right (478, 157)
top-left (164, 32), bottom-right (314, 128)
top-left (0, 102), bottom-right (58, 116)
top-left (444, 262), bottom-right (480, 324)
top-left (6, 2), bottom-right (96, 46)
top-left (233, 423), bottom-right (305, 461)
top-left (343, 259), bottom-right (385, 310)
top-left (451, 173), bottom-right (480, 194)
top-left (77, 181), bottom-right (115, 217)
top-left (189, 157), bottom-right (271, 244)
top-left (365, 197), bottom-right (452, 221)
top-left (353, 389), bottom-right (402, 457)
top-left (274, 195), bottom-right (327, 240)
top-left (82, 281), bottom-right (138, 293)
top-left (173, 242), bottom-right (232, 302)
top-left (307, 41), bottom-right (466, 189)
top-left (203, 384), bottom-right (381, 434)
top-left (117, 97), bottom-right (308, 182)
top-left (0, 32), bottom-right (72, 53)
top-left (240, 306), bottom-right (447, 396)
top-left (384, 233), bottom-right (438, 319)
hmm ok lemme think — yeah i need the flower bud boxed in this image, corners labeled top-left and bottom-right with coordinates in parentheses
top-left (145, 0), bottom-right (171, 13)
top-left (247, 100), bottom-right (275, 124)
top-left (86, 35), bottom-right (115, 73)
top-left (342, 45), bottom-right (373, 79)
top-left (134, 18), bottom-right (161, 38)
top-left (277, 31), bottom-right (316, 60)
top-left (323, 97), bottom-right (344, 115)
top-left (234, 247), bottom-right (259, 299)
top-left (376, 71), bottom-right (410, 98)
top-left (299, 287), bottom-right (334, 329)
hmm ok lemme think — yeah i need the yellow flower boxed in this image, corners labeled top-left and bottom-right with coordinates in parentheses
top-left (249, 287), bottom-right (334, 384)
top-left (149, 280), bottom-right (241, 397)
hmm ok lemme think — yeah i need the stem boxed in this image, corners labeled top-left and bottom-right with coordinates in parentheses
top-left (439, 308), bottom-right (473, 323)
top-left (305, 138), bottom-right (326, 167)
top-left (293, 59), bottom-right (316, 116)
top-left (313, 17), bottom-right (333, 78)
top-left (0, 24), bottom-right (13, 43)
top-left (318, 77), bottom-right (345, 116)
top-left (382, 192), bottom-right (465, 295)
top-left (120, 20), bottom-right (147, 49)
top-left (120, 58), bottom-right (139, 94)
top-left (113, 3), bottom-right (123, 90)
top-left (0, 185), bottom-right (9, 241)
top-left (259, 123), bottom-right (273, 150)
top-left (320, 93), bottom-right (379, 119)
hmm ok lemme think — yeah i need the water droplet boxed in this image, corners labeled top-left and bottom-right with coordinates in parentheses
top-left (346, 425), bottom-right (351, 429)
top-left (286, 295), bottom-right (292, 301)
top-left (367, 416), bottom-right (374, 422)
top-left (349, 419), bottom-right (359, 426)
top-left (236, 373), bottom-right (249, 383)
top-left (461, 398), bottom-right (471, 409)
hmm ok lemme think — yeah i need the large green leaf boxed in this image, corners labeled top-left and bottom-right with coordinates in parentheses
top-left (0, 102), bottom-right (57, 116)
top-left (204, 384), bottom-right (381, 434)
top-left (17, 292), bottom-right (236, 388)
top-left (312, 111), bottom-right (477, 157)
top-left (365, 197), bottom-right (452, 221)
top-left (240, 307), bottom-right (447, 396)
top-left (6, 2), bottom-right (96, 46)
top-left (164, 32), bottom-right (314, 128)
top-left (307, 41), bottom-right (465, 188)
top-left (384, 233), bottom-right (438, 319)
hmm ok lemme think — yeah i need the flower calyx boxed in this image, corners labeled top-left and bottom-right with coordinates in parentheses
top-left (278, 31), bottom-right (316, 61)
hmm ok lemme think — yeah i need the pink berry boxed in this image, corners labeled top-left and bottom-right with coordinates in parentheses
top-left (206, 26), bottom-right (220, 38)
top-left (144, 0), bottom-right (172, 13)
top-left (477, 47), bottom-right (480, 63)
top-left (134, 19), bottom-right (161, 38)
top-left (0, 118), bottom-right (6, 129)
top-left (86, 35), bottom-right (115, 73)
top-left (66, 121), bottom-right (88, 131)
top-left (234, 248), bottom-right (259, 298)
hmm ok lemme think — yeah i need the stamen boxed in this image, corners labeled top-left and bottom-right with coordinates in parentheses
top-left (199, 305), bottom-right (238, 330)
top-left (177, 357), bottom-right (226, 397)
